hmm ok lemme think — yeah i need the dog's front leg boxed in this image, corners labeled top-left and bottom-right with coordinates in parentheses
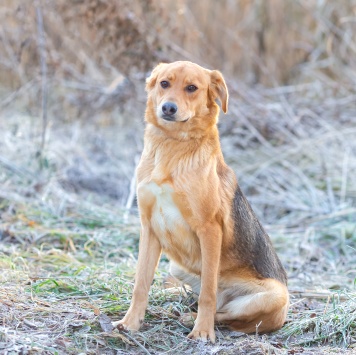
top-left (188, 222), bottom-right (222, 343)
top-left (113, 224), bottom-right (161, 331)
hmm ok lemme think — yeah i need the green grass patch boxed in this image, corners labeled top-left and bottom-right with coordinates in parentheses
top-left (283, 292), bottom-right (356, 347)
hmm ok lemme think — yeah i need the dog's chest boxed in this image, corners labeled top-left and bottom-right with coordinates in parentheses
top-left (138, 181), bottom-right (198, 258)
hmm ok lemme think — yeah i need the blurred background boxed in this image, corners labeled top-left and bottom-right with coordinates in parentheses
top-left (1, 0), bottom-right (356, 286)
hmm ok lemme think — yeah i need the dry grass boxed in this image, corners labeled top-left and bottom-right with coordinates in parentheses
top-left (0, 0), bottom-right (356, 354)
top-left (168, 0), bottom-right (356, 86)
top-left (1, 0), bottom-right (356, 89)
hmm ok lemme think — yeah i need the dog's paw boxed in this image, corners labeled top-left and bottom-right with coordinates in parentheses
top-left (188, 327), bottom-right (216, 343)
top-left (112, 317), bottom-right (141, 332)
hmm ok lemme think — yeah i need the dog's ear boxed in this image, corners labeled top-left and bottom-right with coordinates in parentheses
top-left (146, 63), bottom-right (167, 92)
top-left (209, 70), bottom-right (228, 113)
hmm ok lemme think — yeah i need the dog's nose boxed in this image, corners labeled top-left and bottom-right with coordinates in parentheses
top-left (162, 102), bottom-right (177, 116)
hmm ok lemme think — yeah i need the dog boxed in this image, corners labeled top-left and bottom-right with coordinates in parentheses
top-left (113, 61), bottom-right (289, 343)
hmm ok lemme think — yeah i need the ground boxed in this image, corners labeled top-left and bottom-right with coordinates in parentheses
top-left (0, 83), bottom-right (355, 354)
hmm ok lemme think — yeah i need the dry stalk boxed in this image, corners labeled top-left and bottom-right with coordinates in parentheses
top-left (35, 0), bottom-right (48, 157)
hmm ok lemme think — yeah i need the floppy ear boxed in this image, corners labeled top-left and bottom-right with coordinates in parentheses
top-left (209, 70), bottom-right (228, 113)
top-left (145, 63), bottom-right (167, 92)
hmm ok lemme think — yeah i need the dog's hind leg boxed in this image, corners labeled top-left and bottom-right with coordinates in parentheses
top-left (215, 278), bottom-right (289, 333)
top-left (169, 261), bottom-right (201, 295)
top-left (167, 262), bottom-right (200, 326)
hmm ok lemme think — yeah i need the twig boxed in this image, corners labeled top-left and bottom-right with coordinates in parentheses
top-left (255, 320), bottom-right (262, 340)
top-left (0, 156), bottom-right (33, 177)
top-left (340, 147), bottom-right (350, 205)
top-left (0, 28), bottom-right (26, 84)
top-left (120, 331), bottom-right (152, 355)
top-left (35, 0), bottom-right (48, 156)
top-left (59, 293), bottom-right (109, 300)
top-left (289, 290), bottom-right (350, 301)
top-left (0, 79), bottom-right (36, 108)
top-left (124, 155), bottom-right (140, 222)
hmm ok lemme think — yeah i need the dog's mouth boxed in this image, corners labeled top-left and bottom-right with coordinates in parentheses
top-left (161, 115), bottom-right (189, 123)
top-left (161, 115), bottom-right (176, 121)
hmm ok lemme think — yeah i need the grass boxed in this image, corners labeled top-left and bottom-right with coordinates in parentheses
top-left (0, 110), bottom-right (355, 353)
top-left (283, 292), bottom-right (356, 347)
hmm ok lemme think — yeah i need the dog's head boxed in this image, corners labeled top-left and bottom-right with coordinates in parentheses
top-left (145, 61), bottom-right (228, 136)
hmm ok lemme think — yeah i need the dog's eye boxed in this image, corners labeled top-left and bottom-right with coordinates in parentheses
top-left (160, 81), bottom-right (170, 89)
top-left (186, 85), bottom-right (198, 93)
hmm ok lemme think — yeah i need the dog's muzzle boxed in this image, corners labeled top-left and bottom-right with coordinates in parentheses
top-left (161, 102), bottom-right (177, 121)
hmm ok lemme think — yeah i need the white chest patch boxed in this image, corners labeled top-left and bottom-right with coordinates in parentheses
top-left (138, 181), bottom-right (192, 248)
top-left (152, 183), bottom-right (188, 233)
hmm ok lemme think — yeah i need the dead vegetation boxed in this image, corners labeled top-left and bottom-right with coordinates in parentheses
top-left (0, 0), bottom-right (355, 354)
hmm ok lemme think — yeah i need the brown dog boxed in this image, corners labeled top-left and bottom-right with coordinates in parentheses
top-left (113, 61), bottom-right (289, 343)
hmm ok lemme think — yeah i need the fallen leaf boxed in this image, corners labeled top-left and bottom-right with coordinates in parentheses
top-left (99, 313), bottom-right (114, 333)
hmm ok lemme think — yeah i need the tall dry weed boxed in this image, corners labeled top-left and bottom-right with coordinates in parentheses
top-left (1, 0), bottom-right (355, 90)
top-left (158, 0), bottom-right (356, 86)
